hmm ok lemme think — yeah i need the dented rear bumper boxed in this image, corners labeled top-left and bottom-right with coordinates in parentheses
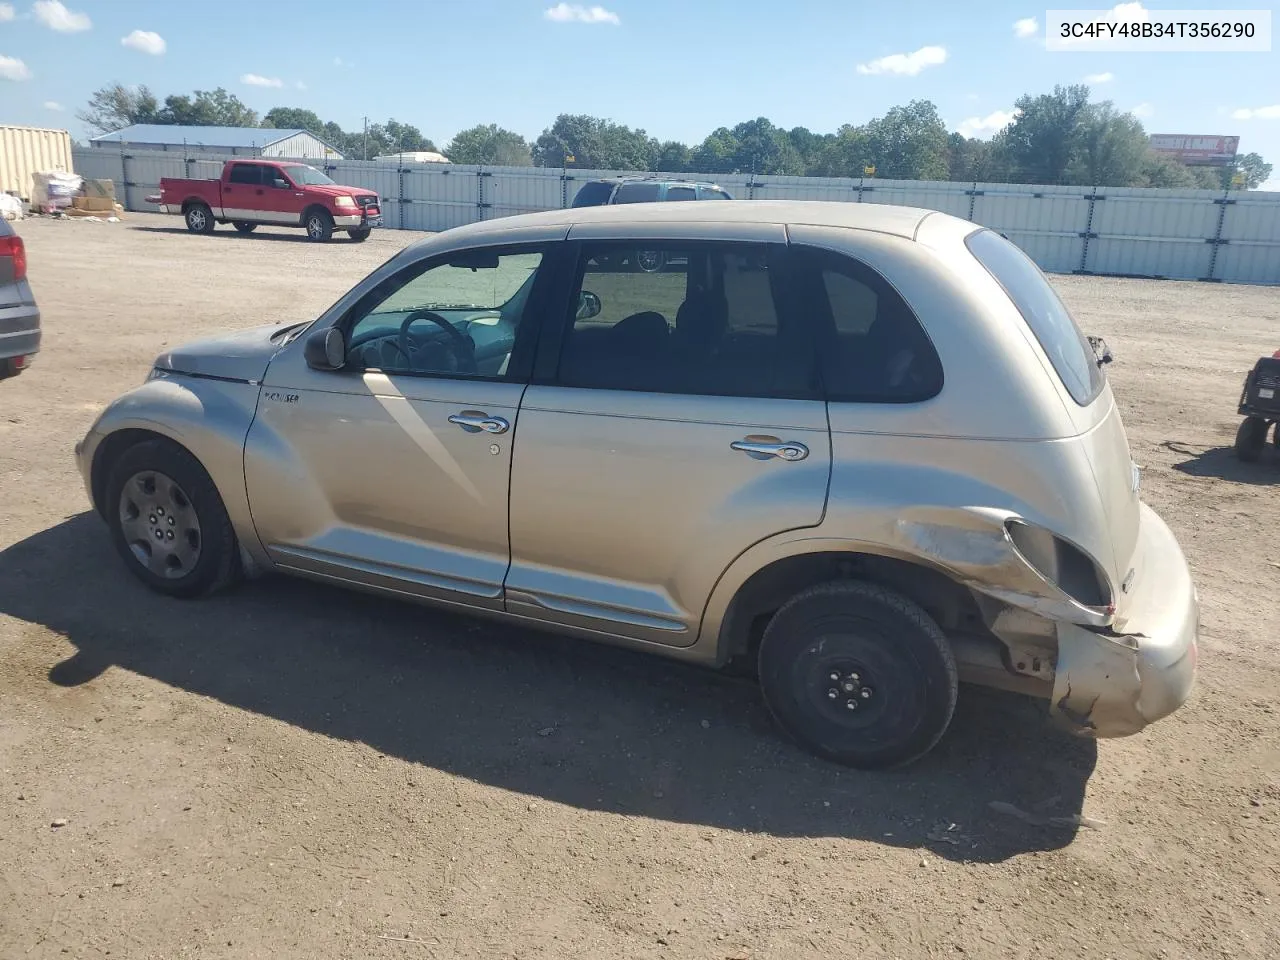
top-left (1050, 501), bottom-right (1198, 737)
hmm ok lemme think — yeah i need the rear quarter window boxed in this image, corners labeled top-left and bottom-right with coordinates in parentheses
top-left (965, 228), bottom-right (1103, 406)
top-left (570, 182), bottom-right (616, 208)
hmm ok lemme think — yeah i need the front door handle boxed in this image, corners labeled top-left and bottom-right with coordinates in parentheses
top-left (730, 437), bottom-right (809, 462)
top-left (448, 411), bottom-right (510, 435)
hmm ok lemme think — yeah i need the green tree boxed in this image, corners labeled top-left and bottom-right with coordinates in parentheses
top-left (808, 124), bottom-right (871, 178)
top-left (861, 100), bottom-right (950, 180)
top-left (262, 107), bottom-right (325, 134)
top-left (1231, 152), bottom-right (1273, 190)
top-left (947, 132), bottom-right (1009, 183)
top-left (654, 141), bottom-right (692, 172)
top-left (445, 124), bottom-right (533, 165)
top-left (1001, 84), bottom-right (1092, 184)
top-left (158, 88), bottom-right (259, 127)
top-left (77, 83), bottom-right (161, 135)
top-left (533, 115), bottom-right (656, 169)
top-left (1067, 103), bottom-right (1149, 186)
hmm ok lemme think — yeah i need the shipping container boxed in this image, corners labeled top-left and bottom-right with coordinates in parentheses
top-left (1, 125), bottom-right (74, 201)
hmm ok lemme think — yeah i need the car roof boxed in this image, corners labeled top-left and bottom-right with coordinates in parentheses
top-left (433, 200), bottom-right (944, 243)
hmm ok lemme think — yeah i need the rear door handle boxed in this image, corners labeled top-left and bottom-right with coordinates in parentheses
top-left (731, 438), bottom-right (809, 461)
top-left (448, 411), bottom-right (510, 435)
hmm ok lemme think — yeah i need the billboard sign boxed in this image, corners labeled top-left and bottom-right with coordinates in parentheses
top-left (1148, 134), bottom-right (1240, 167)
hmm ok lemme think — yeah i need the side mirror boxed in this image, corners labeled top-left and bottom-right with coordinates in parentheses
top-left (305, 327), bottom-right (346, 370)
top-left (1087, 335), bottom-right (1114, 366)
top-left (576, 290), bottom-right (602, 321)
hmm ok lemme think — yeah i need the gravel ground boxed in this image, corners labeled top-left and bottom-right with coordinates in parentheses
top-left (1, 213), bottom-right (1278, 960)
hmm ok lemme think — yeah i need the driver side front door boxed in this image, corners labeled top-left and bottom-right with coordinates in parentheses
top-left (243, 243), bottom-right (556, 611)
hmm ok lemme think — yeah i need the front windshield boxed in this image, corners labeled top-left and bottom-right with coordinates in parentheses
top-left (288, 165), bottom-right (335, 186)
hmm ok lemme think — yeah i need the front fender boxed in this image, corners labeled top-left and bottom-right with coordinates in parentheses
top-left (77, 374), bottom-right (270, 569)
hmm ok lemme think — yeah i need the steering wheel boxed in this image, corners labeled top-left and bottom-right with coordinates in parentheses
top-left (397, 309), bottom-right (477, 374)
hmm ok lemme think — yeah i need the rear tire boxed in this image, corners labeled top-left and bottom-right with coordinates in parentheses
top-left (347, 227), bottom-right (371, 242)
top-left (1235, 416), bottom-right (1268, 462)
top-left (305, 209), bottom-right (334, 242)
top-left (1273, 421), bottom-right (1280, 451)
top-left (185, 203), bottom-right (214, 234)
top-left (105, 438), bottom-right (239, 599)
top-left (757, 580), bottom-right (958, 769)
top-left (233, 221), bottom-right (257, 234)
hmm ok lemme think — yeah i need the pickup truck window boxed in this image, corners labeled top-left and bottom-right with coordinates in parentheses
top-left (264, 167), bottom-right (293, 189)
top-left (288, 165), bottom-right (336, 186)
top-left (228, 164), bottom-right (261, 185)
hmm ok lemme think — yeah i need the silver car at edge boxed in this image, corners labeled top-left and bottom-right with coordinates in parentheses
top-left (74, 200), bottom-right (1198, 768)
top-left (0, 217), bottom-right (39, 380)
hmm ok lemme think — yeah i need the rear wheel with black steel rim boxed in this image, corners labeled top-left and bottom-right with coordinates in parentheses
top-left (348, 227), bottom-right (372, 242)
top-left (105, 438), bottom-right (239, 598)
top-left (1273, 421), bottom-right (1280, 451)
top-left (233, 221), bottom-right (257, 234)
top-left (757, 581), bottom-right (958, 769)
top-left (1235, 416), bottom-right (1268, 462)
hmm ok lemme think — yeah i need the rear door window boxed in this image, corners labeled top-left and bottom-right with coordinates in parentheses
top-left (965, 228), bottom-right (1103, 406)
top-left (665, 186), bottom-right (697, 201)
top-left (612, 182), bottom-right (663, 204)
top-left (228, 163), bottom-right (261, 185)
top-left (698, 186), bottom-right (731, 200)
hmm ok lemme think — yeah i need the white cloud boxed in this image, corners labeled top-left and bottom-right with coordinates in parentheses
top-left (43, 99), bottom-right (63, 110)
top-left (1084, 71), bottom-right (1114, 83)
top-left (1232, 105), bottom-right (1280, 120)
top-left (544, 3), bottom-right (620, 24)
top-left (121, 29), bottom-right (165, 55)
top-left (0, 54), bottom-right (31, 81)
top-left (241, 73), bottom-right (283, 88)
top-left (32, 0), bottom-right (90, 32)
top-left (958, 109), bottom-right (1019, 138)
top-left (333, 56), bottom-right (345, 66)
top-left (295, 80), bottom-right (306, 90)
top-left (1130, 102), bottom-right (1154, 117)
top-left (966, 93), bottom-right (980, 101)
top-left (1013, 17), bottom-right (1038, 38)
top-left (856, 45), bottom-right (947, 77)
top-left (0, 3), bottom-right (15, 21)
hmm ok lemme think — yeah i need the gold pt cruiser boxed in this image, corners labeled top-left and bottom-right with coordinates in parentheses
top-left (75, 201), bottom-right (1198, 768)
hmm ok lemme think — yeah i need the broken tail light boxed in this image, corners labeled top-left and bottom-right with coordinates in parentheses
top-left (1004, 519), bottom-right (1115, 614)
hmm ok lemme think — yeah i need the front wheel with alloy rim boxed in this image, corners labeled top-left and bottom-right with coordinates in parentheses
top-left (185, 203), bottom-right (214, 234)
top-left (757, 580), bottom-right (958, 769)
top-left (305, 210), bottom-right (334, 242)
top-left (105, 439), bottom-right (240, 599)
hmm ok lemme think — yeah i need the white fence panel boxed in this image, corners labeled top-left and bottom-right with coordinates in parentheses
top-left (486, 166), bottom-right (564, 220)
top-left (68, 146), bottom-right (1280, 283)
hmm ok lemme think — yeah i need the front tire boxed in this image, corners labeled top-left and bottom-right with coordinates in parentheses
top-left (1235, 416), bottom-right (1268, 462)
top-left (347, 227), bottom-right (372, 242)
top-left (233, 221), bottom-right (258, 234)
top-left (305, 210), bottom-right (334, 242)
top-left (105, 438), bottom-right (239, 599)
top-left (757, 581), bottom-right (958, 770)
top-left (185, 203), bottom-right (214, 234)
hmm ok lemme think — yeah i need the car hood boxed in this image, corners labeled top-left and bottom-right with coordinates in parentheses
top-left (154, 323), bottom-right (297, 383)
top-left (305, 184), bottom-right (377, 199)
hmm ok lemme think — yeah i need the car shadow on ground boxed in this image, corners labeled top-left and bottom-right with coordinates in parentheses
top-left (128, 225), bottom-right (368, 243)
top-left (1, 514), bottom-right (1098, 863)
top-left (1165, 440), bottom-right (1280, 484)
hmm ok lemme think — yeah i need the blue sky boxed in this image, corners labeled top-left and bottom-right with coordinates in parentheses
top-left (2, 0), bottom-right (1277, 187)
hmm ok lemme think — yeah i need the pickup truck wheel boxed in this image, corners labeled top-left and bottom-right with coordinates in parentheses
top-left (347, 227), bottom-right (372, 242)
top-left (185, 203), bottom-right (214, 234)
top-left (305, 210), bottom-right (334, 242)
top-left (1234, 416), bottom-right (1268, 462)
top-left (757, 581), bottom-right (958, 770)
top-left (105, 438), bottom-right (240, 599)
top-left (233, 221), bottom-right (257, 234)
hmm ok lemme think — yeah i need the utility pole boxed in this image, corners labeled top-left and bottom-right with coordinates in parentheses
top-left (362, 116), bottom-right (369, 161)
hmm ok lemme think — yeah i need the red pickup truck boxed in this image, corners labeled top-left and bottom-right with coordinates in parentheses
top-left (151, 158), bottom-right (383, 242)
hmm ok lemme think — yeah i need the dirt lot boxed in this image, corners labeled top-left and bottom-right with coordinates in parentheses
top-left (2, 213), bottom-right (1278, 960)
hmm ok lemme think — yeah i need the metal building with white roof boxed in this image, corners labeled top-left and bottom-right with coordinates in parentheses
top-left (88, 125), bottom-right (343, 160)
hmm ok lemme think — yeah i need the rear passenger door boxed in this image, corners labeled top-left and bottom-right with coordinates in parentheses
top-left (505, 230), bottom-right (831, 646)
top-left (221, 162), bottom-right (262, 221)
